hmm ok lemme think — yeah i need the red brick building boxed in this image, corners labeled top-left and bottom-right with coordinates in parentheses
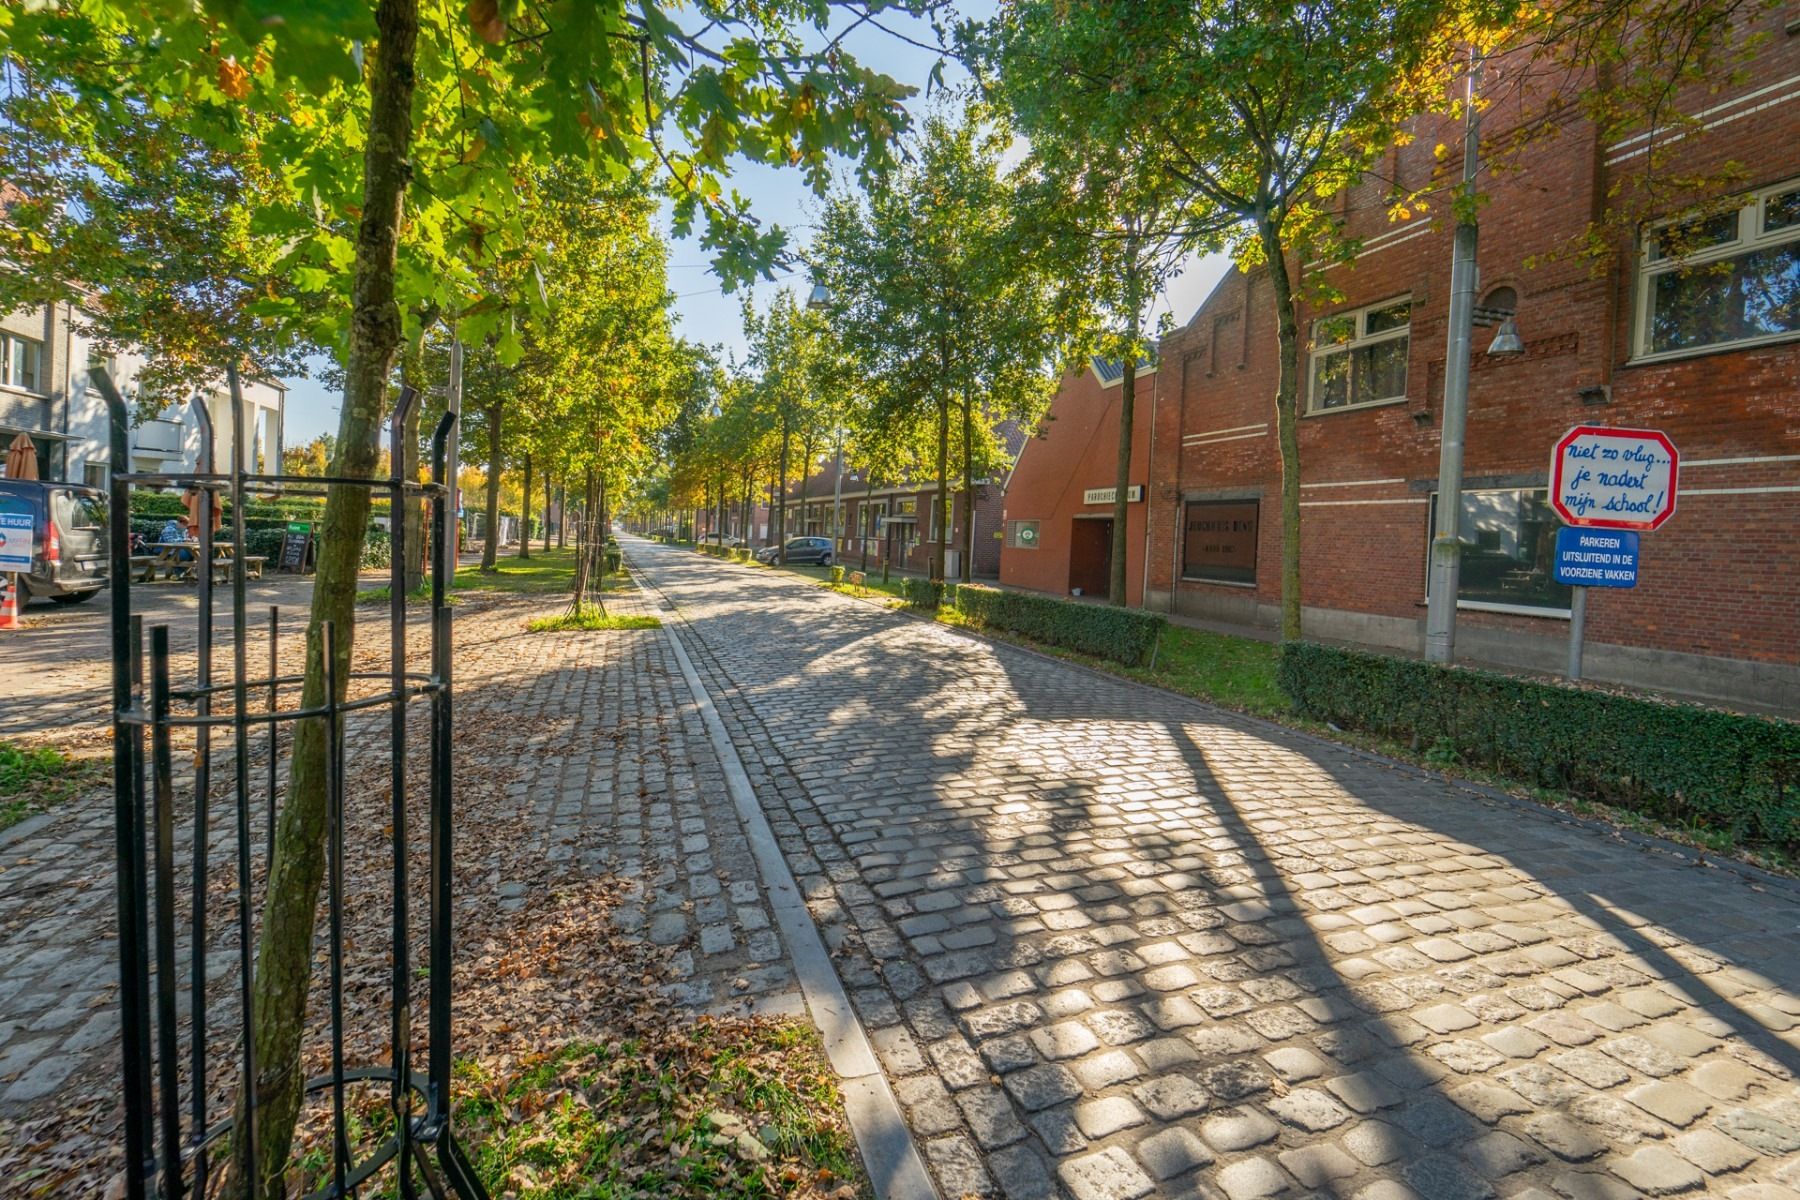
top-left (1148, 18), bottom-right (1800, 710)
top-left (775, 436), bottom-right (1021, 578)
top-left (999, 358), bottom-right (1155, 604)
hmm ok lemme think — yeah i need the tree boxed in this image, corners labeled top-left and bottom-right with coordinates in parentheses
top-left (972, 26), bottom-right (1206, 604)
top-left (281, 434), bottom-right (334, 477)
top-left (981, 0), bottom-right (1460, 639)
top-left (742, 290), bottom-right (834, 563)
top-left (815, 104), bottom-right (1066, 587)
top-left (2, 2), bottom-right (933, 1192)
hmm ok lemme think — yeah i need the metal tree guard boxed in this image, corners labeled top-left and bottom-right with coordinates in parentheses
top-left (96, 366), bottom-right (489, 1199)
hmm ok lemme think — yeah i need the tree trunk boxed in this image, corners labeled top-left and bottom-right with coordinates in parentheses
top-left (933, 392), bottom-right (948, 584)
top-left (480, 402), bottom-right (503, 570)
top-left (961, 392), bottom-right (974, 584)
top-left (571, 465), bottom-right (595, 606)
top-left (229, 0), bottom-right (419, 1193)
top-left (776, 417), bottom-right (790, 563)
top-left (1111, 244), bottom-right (1143, 608)
top-left (1260, 218), bottom-right (1304, 641)
top-left (400, 312), bottom-right (431, 595)
top-left (542, 471), bottom-right (551, 553)
top-left (797, 454), bottom-right (810, 556)
top-left (556, 481), bottom-right (565, 548)
top-left (518, 451), bottom-right (532, 559)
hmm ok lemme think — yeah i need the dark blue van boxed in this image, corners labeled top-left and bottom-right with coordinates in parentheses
top-left (0, 479), bottom-right (109, 604)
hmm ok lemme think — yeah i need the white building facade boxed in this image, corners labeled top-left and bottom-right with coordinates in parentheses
top-left (2, 299), bottom-right (285, 487)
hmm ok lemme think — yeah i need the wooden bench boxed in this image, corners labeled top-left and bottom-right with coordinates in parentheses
top-left (130, 555), bottom-right (160, 582)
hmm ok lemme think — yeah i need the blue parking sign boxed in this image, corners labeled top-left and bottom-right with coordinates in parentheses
top-left (1554, 526), bottom-right (1638, 588)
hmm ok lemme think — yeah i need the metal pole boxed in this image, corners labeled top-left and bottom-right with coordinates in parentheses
top-left (1567, 586), bottom-right (1587, 680)
top-left (1425, 53), bottom-right (1483, 664)
top-left (447, 336), bottom-right (463, 567)
top-left (832, 428), bottom-right (844, 557)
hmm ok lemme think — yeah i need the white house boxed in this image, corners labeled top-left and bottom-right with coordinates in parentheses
top-left (1, 299), bottom-right (285, 487)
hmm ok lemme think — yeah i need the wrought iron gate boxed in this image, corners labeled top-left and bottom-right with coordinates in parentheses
top-left (97, 367), bottom-right (489, 1199)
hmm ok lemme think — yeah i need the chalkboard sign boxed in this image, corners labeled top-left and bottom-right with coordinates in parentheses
top-left (279, 522), bottom-right (313, 573)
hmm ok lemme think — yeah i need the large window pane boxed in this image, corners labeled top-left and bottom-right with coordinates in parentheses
top-left (1428, 489), bottom-right (1570, 611)
top-left (1353, 336), bottom-right (1409, 403)
top-left (1311, 350), bottom-right (1350, 409)
top-left (1650, 243), bottom-right (1800, 353)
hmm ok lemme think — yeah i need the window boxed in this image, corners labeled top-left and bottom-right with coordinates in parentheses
top-left (1635, 179), bottom-right (1800, 358)
top-left (57, 490), bottom-right (106, 530)
top-left (862, 502), bottom-right (885, 537)
top-left (1005, 520), bottom-right (1040, 549)
top-left (84, 461), bottom-right (109, 490)
top-left (1181, 500), bottom-right (1258, 583)
top-left (1307, 298), bottom-right (1410, 412)
top-left (1, 333), bottom-right (42, 393)
top-left (894, 497), bottom-right (916, 517)
top-left (1425, 488), bottom-right (1570, 614)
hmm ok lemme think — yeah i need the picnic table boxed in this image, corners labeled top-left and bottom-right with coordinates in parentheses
top-left (131, 542), bottom-right (266, 583)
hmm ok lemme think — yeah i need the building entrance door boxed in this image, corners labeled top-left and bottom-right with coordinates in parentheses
top-left (1069, 517), bottom-right (1112, 597)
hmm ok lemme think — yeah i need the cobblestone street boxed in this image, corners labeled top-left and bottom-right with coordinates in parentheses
top-left (627, 538), bottom-right (1800, 1200)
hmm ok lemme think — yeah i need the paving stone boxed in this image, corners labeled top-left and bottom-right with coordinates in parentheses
top-left (1450, 1079), bottom-right (1532, 1124)
top-left (1713, 1107), bottom-right (1800, 1154)
top-left (1261, 1045), bottom-right (1326, 1082)
top-left (1353, 1184), bottom-right (1424, 1200)
top-left (1057, 1146), bottom-right (1155, 1200)
top-left (1136, 1037), bottom-right (1199, 1071)
top-left (1200, 1106), bottom-right (1281, 1152)
top-left (924, 1133), bottom-right (994, 1198)
top-left (1074, 1095), bottom-right (1147, 1139)
top-left (1467, 1130), bottom-right (1548, 1176)
top-left (1550, 1048), bottom-right (1632, 1089)
top-left (1691, 1059), bottom-right (1769, 1101)
top-left (956, 1086), bottom-right (1027, 1150)
top-left (1403, 1153), bottom-right (1497, 1200)
top-left (1341, 1118), bottom-right (1409, 1166)
top-left (1030, 1020), bottom-right (1101, 1061)
top-left (1415, 1002), bottom-right (1480, 1033)
top-left (988, 1144), bottom-right (1056, 1200)
top-left (1132, 1073), bottom-right (1210, 1120)
top-left (1214, 1156), bottom-right (1293, 1200)
top-left (1072, 1049), bottom-right (1141, 1091)
top-left (1609, 1145), bottom-right (1705, 1195)
top-left (1003, 1063), bottom-right (1082, 1112)
top-left (1551, 1171), bottom-right (1641, 1200)
top-left (1201, 1059), bottom-right (1271, 1102)
top-left (1625, 1080), bottom-right (1712, 1127)
top-left (1266, 1086), bottom-right (1352, 1132)
top-left (1670, 1128), bottom-right (1756, 1174)
top-left (1279, 1141), bottom-right (1361, 1187)
top-left (1133, 1126), bottom-right (1213, 1181)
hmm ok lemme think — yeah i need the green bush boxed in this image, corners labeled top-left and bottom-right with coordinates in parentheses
top-left (361, 529), bottom-right (392, 570)
top-left (830, 565), bottom-right (846, 584)
top-left (898, 577), bottom-right (943, 610)
top-left (952, 583), bottom-right (1166, 666)
top-left (1277, 641), bottom-right (1800, 852)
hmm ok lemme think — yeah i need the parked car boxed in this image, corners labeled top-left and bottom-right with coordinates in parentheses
top-left (0, 479), bottom-right (110, 604)
top-left (701, 533), bottom-right (744, 548)
top-left (756, 536), bottom-right (834, 566)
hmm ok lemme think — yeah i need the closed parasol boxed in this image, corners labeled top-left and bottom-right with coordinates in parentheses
top-left (4, 433), bottom-right (38, 480)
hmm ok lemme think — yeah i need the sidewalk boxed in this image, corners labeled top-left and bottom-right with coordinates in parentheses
top-left (0, 580), bottom-right (808, 1192)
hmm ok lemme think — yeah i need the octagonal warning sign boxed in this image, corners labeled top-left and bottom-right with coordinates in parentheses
top-left (1549, 425), bottom-right (1679, 531)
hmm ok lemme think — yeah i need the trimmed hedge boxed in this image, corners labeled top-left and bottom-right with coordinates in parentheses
top-left (952, 583), bottom-right (1166, 667)
top-left (1277, 641), bottom-right (1800, 852)
top-left (897, 578), bottom-right (943, 610)
top-left (829, 565), bottom-right (845, 584)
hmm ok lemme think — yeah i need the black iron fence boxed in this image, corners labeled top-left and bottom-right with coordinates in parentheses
top-left (96, 367), bottom-right (488, 1199)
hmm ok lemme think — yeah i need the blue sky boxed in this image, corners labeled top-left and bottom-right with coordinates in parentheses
top-left (281, 4), bottom-right (1231, 444)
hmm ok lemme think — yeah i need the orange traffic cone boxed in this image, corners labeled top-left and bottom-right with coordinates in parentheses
top-left (0, 573), bottom-right (19, 630)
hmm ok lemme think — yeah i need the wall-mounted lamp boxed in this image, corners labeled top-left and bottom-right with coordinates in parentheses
top-left (1487, 315), bottom-right (1524, 357)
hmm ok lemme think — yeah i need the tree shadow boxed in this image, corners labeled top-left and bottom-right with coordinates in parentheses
top-left (632, 537), bottom-right (1800, 1199)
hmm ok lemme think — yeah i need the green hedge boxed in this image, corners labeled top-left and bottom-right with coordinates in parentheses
top-left (952, 583), bottom-right (1166, 666)
top-left (898, 578), bottom-right (944, 610)
top-left (1277, 641), bottom-right (1800, 852)
top-left (830, 565), bottom-right (845, 584)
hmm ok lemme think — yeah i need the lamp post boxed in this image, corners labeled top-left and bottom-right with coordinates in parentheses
top-left (1426, 55), bottom-right (1528, 663)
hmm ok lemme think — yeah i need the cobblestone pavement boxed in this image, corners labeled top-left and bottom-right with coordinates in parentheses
top-left (626, 537), bottom-right (1800, 1200)
top-left (0, 578), bottom-right (801, 1141)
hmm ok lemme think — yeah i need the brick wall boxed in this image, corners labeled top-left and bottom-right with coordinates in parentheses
top-left (1149, 15), bottom-right (1800, 707)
